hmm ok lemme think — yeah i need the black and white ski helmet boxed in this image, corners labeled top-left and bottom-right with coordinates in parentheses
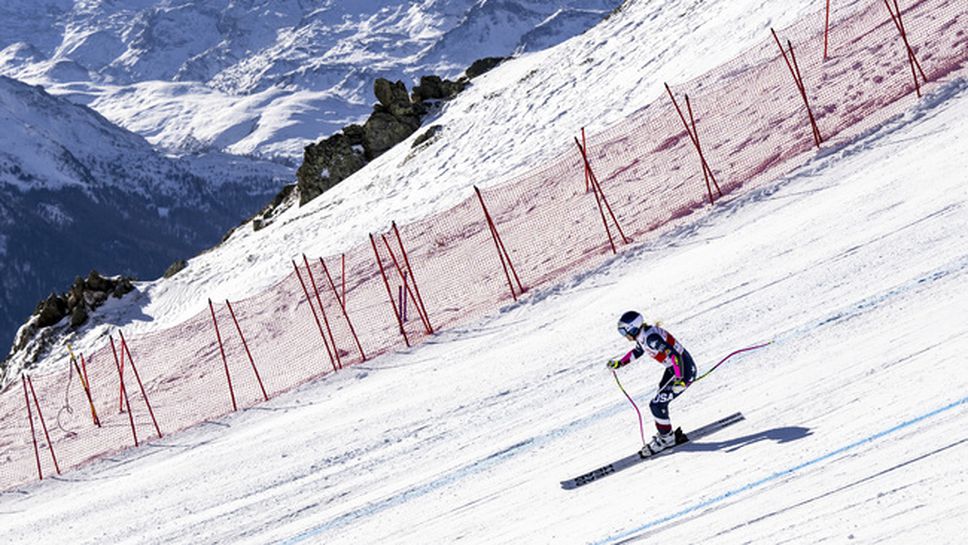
top-left (617, 311), bottom-right (644, 338)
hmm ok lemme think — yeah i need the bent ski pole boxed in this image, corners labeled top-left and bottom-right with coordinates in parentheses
top-left (612, 370), bottom-right (646, 447)
top-left (696, 341), bottom-right (773, 382)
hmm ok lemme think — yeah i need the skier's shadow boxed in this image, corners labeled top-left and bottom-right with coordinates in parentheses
top-left (677, 426), bottom-right (812, 453)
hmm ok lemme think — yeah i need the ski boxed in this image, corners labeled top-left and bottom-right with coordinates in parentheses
top-left (560, 412), bottom-right (745, 490)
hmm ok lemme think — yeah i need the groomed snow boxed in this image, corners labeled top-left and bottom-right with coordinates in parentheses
top-left (1, 69), bottom-right (966, 545)
top-left (47, 0), bottom-right (866, 363)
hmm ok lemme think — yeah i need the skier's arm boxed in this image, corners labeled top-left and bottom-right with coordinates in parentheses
top-left (606, 345), bottom-right (644, 369)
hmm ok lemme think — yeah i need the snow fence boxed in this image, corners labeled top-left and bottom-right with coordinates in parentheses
top-left (1, 0), bottom-right (965, 492)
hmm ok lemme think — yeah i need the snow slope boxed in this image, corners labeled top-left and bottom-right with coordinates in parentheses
top-left (1, 67), bottom-right (965, 545)
top-left (0, 75), bottom-right (289, 354)
top-left (25, 0), bottom-right (868, 364)
top-left (0, 0), bottom-right (624, 158)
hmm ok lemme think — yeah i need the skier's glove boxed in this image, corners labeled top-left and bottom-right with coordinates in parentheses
top-left (606, 359), bottom-right (625, 370)
top-left (671, 379), bottom-right (689, 394)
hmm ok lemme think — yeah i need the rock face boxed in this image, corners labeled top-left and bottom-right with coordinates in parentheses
top-left (163, 259), bottom-right (188, 278)
top-left (465, 57), bottom-right (507, 79)
top-left (2, 271), bottom-right (135, 381)
top-left (295, 128), bottom-right (369, 205)
top-left (29, 271), bottom-right (134, 334)
top-left (293, 56), bottom-right (505, 211)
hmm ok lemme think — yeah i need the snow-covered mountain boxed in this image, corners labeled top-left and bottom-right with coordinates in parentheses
top-left (1, 0), bottom-right (966, 539)
top-left (0, 0), bottom-right (623, 361)
top-left (0, 0), bottom-right (624, 159)
top-left (0, 74), bottom-right (289, 353)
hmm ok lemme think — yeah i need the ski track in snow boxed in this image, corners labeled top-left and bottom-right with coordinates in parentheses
top-left (2, 2), bottom-right (967, 544)
top-left (273, 84), bottom-right (968, 543)
top-left (593, 395), bottom-right (968, 545)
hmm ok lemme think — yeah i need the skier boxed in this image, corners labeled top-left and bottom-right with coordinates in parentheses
top-left (607, 310), bottom-right (697, 455)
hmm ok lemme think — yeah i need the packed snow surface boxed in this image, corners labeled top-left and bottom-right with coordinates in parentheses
top-left (2, 74), bottom-right (966, 545)
top-left (2, 0), bottom-right (967, 543)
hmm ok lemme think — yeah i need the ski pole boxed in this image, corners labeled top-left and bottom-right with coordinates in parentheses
top-left (695, 341), bottom-right (773, 382)
top-left (612, 370), bottom-right (647, 447)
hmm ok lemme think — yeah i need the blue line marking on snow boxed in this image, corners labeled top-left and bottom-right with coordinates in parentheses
top-left (590, 394), bottom-right (968, 545)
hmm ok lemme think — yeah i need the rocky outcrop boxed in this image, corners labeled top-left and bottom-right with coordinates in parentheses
top-left (1, 271), bottom-right (135, 383)
top-left (291, 56), bottom-right (507, 212)
top-left (465, 57), bottom-right (507, 79)
top-left (31, 271), bottom-right (134, 333)
top-left (295, 76), bottom-right (436, 206)
top-left (163, 259), bottom-right (188, 278)
top-left (411, 76), bottom-right (467, 103)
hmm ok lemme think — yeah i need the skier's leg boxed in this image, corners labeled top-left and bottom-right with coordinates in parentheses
top-left (649, 368), bottom-right (676, 435)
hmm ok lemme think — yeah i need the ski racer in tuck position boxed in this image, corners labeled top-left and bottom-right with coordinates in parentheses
top-left (607, 311), bottom-right (697, 456)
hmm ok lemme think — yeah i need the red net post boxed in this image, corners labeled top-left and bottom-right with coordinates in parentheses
top-left (883, 0), bottom-right (928, 98)
top-left (117, 336), bottom-right (126, 413)
top-left (26, 376), bottom-right (60, 475)
top-left (391, 221), bottom-right (434, 334)
top-left (473, 186), bottom-right (526, 301)
top-left (119, 331), bottom-right (162, 439)
top-left (319, 257), bottom-right (367, 362)
top-left (380, 232), bottom-right (432, 334)
top-left (664, 83), bottom-right (722, 204)
top-left (824, 0), bottom-right (832, 60)
top-left (209, 299), bottom-right (238, 412)
top-left (225, 300), bottom-right (269, 401)
top-left (303, 254), bottom-right (342, 370)
top-left (370, 233), bottom-right (410, 347)
top-left (110, 335), bottom-right (139, 447)
top-left (574, 137), bottom-right (631, 252)
top-left (772, 28), bottom-right (823, 147)
top-left (292, 259), bottom-right (338, 372)
top-left (22, 377), bottom-right (43, 480)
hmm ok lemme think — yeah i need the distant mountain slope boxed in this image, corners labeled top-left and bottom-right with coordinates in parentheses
top-left (0, 75), bottom-right (289, 351)
top-left (0, 0), bottom-right (623, 159)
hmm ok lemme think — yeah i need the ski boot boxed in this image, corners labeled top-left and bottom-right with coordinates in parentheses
top-left (639, 430), bottom-right (682, 458)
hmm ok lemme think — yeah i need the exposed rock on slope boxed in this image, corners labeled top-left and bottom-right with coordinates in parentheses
top-left (0, 75), bottom-right (288, 353)
top-left (2, 271), bottom-right (134, 384)
top-left (293, 58), bottom-right (506, 210)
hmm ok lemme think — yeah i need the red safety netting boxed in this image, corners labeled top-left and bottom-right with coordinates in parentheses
top-left (1, 0), bottom-right (964, 491)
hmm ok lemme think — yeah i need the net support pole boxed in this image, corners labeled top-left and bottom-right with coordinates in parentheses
top-left (320, 257), bottom-right (366, 362)
top-left (883, 0), bottom-right (927, 98)
top-left (110, 336), bottom-right (138, 447)
top-left (381, 231), bottom-right (432, 334)
top-left (823, 0), bottom-right (831, 60)
top-left (209, 299), bottom-right (238, 412)
top-left (119, 331), bottom-right (162, 438)
top-left (391, 222), bottom-right (433, 334)
top-left (68, 344), bottom-right (100, 427)
top-left (292, 259), bottom-right (338, 372)
top-left (26, 376), bottom-right (60, 475)
top-left (225, 300), bottom-right (269, 401)
top-left (664, 83), bottom-right (723, 204)
top-left (574, 136), bottom-right (631, 252)
top-left (23, 377), bottom-right (43, 480)
top-left (772, 28), bottom-right (823, 148)
top-left (474, 186), bottom-right (526, 301)
top-left (370, 233), bottom-right (410, 347)
top-left (303, 254), bottom-right (342, 369)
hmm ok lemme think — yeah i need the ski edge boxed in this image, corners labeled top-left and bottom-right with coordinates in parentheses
top-left (560, 412), bottom-right (745, 490)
